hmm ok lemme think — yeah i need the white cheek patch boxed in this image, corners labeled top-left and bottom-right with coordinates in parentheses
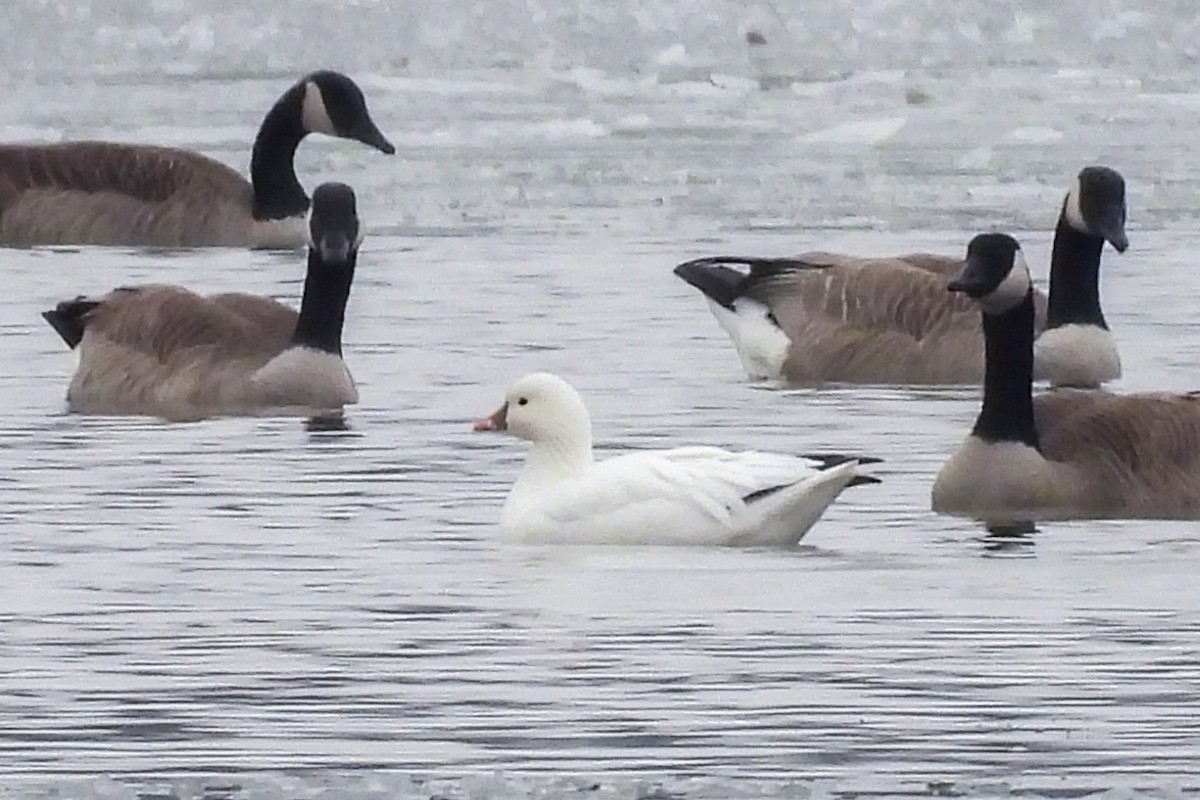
top-left (1063, 176), bottom-right (1088, 233)
top-left (978, 249), bottom-right (1032, 314)
top-left (302, 81), bottom-right (337, 136)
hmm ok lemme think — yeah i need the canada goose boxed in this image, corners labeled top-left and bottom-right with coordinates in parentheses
top-left (43, 181), bottom-right (364, 421)
top-left (673, 166), bottom-right (1129, 387)
top-left (0, 70), bottom-right (394, 248)
top-left (932, 232), bottom-right (1200, 524)
top-left (473, 372), bottom-right (880, 545)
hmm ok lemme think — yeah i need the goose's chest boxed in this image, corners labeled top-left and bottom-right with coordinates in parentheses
top-left (249, 215), bottom-right (308, 249)
top-left (932, 437), bottom-right (1070, 521)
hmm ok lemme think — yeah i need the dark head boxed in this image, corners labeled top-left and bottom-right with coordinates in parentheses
top-left (948, 233), bottom-right (1031, 315)
top-left (309, 182), bottom-right (361, 265)
top-left (291, 182), bottom-right (362, 354)
top-left (1062, 165), bottom-right (1128, 252)
top-left (299, 70), bottom-right (395, 154)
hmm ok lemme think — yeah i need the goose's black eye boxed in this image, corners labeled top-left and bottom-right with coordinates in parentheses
top-left (517, 397), bottom-right (528, 406)
top-left (766, 311), bottom-right (779, 326)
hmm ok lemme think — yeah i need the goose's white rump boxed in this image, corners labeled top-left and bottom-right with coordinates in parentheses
top-left (473, 372), bottom-right (879, 545)
top-left (673, 165), bottom-right (1129, 388)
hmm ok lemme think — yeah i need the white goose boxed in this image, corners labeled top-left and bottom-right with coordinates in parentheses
top-left (473, 372), bottom-right (880, 545)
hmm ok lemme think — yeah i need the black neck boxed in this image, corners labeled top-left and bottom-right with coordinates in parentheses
top-left (249, 83), bottom-right (310, 221)
top-left (1046, 215), bottom-right (1108, 330)
top-left (972, 291), bottom-right (1039, 448)
top-left (290, 250), bottom-right (356, 355)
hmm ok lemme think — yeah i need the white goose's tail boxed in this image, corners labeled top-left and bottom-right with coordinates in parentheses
top-left (733, 459), bottom-right (877, 546)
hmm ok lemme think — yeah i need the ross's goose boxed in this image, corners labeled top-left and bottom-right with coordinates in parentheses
top-left (473, 372), bottom-right (880, 545)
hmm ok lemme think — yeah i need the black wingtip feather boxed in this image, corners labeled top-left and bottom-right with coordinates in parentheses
top-left (848, 475), bottom-right (882, 487)
top-left (42, 297), bottom-right (100, 350)
top-left (801, 453), bottom-right (884, 469)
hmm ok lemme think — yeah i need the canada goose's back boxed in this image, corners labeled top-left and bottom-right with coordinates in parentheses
top-left (0, 142), bottom-right (275, 247)
top-left (208, 292), bottom-right (301, 351)
top-left (66, 285), bottom-right (309, 419)
top-left (755, 255), bottom-right (987, 383)
top-left (797, 250), bottom-right (965, 278)
top-left (936, 390), bottom-right (1200, 521)
top-left (80, 285), bottom-right (295, 358)
top-left (1035, 389), bottom-right (1200, 517)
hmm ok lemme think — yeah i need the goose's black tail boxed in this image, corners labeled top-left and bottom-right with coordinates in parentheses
top-left (801, 453), bottom-right (883, 488)
top-left (42, 297), bottom-right (100, 349)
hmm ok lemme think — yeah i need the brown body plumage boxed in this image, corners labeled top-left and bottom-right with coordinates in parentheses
top-left (932, 232), bottom-right (1200, 524)
top-left (744, 252), bottom-right (1048, 384)
top-left (1034, 389), bottom-right (1200, 516)
top-left (56, 284), bottom-right (355, 420)
top-left (44, 182), bottom-right (364, 422)
top-left (0, 143), bottom-right (267, 247)
top-left (675, 250), bottom-right (1049, 385)
top-left (0, 71), bottom-right (393, 248)
top-left (674, 166), bottom-right (1129, 387)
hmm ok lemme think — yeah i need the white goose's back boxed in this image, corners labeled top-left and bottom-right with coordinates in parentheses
top-left (500, 445), bottom-right (863, 546)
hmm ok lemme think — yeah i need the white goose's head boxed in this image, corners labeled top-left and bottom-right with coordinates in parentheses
top-left (474, 373), bottom-right (594, 469)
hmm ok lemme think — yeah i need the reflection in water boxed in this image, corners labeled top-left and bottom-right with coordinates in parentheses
top-left (305, 412), bottom-right (351, 433)
top-left (985, 519), bottom-right (1039, 536)
top-left (979, 522), bottom-right (1038, 555)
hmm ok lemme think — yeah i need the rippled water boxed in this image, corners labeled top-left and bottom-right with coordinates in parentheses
top-left (4, 2), bottom-right (1200, 798)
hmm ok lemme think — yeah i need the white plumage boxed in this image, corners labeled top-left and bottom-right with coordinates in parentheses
top-left (474, 373), bottom-right (878, 546)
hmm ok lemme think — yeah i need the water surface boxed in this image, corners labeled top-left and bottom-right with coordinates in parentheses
top-left (3, 2), bottom-right (1200, 797)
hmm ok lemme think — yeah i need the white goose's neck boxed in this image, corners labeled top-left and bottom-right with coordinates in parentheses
top-left (521, 431), bottom-right (594, 483)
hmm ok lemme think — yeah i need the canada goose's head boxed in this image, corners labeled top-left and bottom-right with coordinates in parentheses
top-left (300, 70), bottom-right (396, 155)
top-left (948, 233), bottom-right (1031, 315)
top-left (1062, 165), bottom-right (1127, 252)
top-left (308, 182), bottom-right (362, 266)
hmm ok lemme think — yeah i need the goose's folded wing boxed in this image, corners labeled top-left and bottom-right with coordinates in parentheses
top-left (747, 256), bottom-right (978, 341)
top-left (208, 293), bottom-right (299, 353)
top-left (1036, 389), bottom-right (1200, 507)
top-left (795, 251), bottom-right (962, 277)
top-left (539, 446), bottom-right (823, 531)
top-left (84, 285), bottom-right (290, 363)
top-left (0, 142), bottom-right (249, 205)
top-left (805, 251), bottom-right (1052, 326)
top-left (0, 143), bottom-right (253, 245)
top-left (1038, 390), bottom-right (1200, 469)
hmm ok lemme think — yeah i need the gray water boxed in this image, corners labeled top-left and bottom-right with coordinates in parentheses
top-left (3, 2), bottom-right (1200, 797)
